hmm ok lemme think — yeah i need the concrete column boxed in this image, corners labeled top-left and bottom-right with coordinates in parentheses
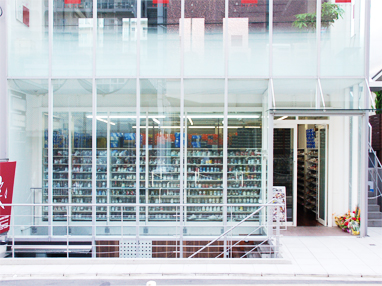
top-left (0, 0), bottom-right (8, 160)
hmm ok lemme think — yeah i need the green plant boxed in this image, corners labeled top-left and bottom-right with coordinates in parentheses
top-left (292, 2), bottom-right (344, 30)
top-left (375, 91), bottom-right (382, 114)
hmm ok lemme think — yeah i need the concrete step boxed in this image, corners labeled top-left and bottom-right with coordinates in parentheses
top-left (369, 204), bottom-right (381, 212)
top-left (368, 197), bottom-right (378, 204)
top-left (368, 219), bottom-right (382, 227)
top-left (368, 191), bottom-right (376, 197)
top-left (368, 212), bottom-right (382, 219)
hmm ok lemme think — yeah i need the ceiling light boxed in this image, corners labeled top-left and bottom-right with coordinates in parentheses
top-left (97, 118), bottom-right (116, 126)
top-left (152, 118), bottom-right (160, 124)
top-left (276, 116), bottom-right (288, 121)
top-left (188, 117), bottom-right (193, 125)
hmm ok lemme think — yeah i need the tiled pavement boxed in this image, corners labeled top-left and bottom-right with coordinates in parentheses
top-left (0, 227), bottom-right (380, 279)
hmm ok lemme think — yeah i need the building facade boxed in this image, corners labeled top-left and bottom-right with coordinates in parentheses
top-left (0, 0), bottom-right (371, 258)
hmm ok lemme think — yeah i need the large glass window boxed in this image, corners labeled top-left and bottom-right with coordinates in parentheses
top-left (320, 0), bottom-right (365, 76)
top-left (8, 1), bottom-right (49, 76)
top-left (140, 0), bottom-right (181, 76)
top-left (227, 79), bottom-right (268, 229)
top-left (320, 78), bottom-right (365, 109)
top-left (273, 79), bottom-right (317, 108)
top-left (184, 0), bottom-right (225, 76)
top-left (8, 80), bottom-right (49, 235)
top-left (52, 79), bottom-right (92, 234)
top-left (140, 79), bottom-right (181, 235)
top-left (96, 0), bottom-right (138, 76)
top-left (273, 0), bottom-right (317, 77)
top-left (53, 0), bottom-right (93, 76)
top-left (96, 79), bottom-right (136, 228)
top-left (184, 79), bottom-right (225, 236)
top-left (228, 0), bottom-right (269, 76)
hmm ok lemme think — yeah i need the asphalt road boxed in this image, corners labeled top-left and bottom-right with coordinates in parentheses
top-left (0, 279), bottom-right (382, 286)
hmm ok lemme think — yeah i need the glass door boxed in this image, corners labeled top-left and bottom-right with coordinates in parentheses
top-left (272, 124), bottom-right (297, 225)
top-left (317, 125), bottom-right (328, 225)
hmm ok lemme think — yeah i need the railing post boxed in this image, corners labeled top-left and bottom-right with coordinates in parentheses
top-left (11, 209), bottom-right (14, 258)
top-left (66, 206), bottom-right (69, 258)
top-left (275, 205), bottom-right (280, 258)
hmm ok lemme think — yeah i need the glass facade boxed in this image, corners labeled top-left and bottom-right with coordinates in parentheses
top-left (4, 0), bottom-right (370, 256)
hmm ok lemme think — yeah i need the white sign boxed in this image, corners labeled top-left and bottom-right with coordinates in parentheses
top-left (272, 186), bottom-right (286, 224)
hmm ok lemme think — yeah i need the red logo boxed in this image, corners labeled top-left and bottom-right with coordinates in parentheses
top-left (241, 0), bottom-right (258, 7)
top-left (65, 0), bottom-right (81, 4)
top-left (0, 162), bottom-right (16, 235)
top-left (153, 0), bottom-right (169, 6)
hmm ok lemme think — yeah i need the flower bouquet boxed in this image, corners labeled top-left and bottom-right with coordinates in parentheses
top-left (334, 207), bottom-right (360, 235)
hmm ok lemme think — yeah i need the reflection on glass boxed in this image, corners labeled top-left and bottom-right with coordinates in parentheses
top-left (141, 0), bottom-right (181, 76)
top-left (184, 0), bottom-right (225, 76)
top-left (273, 0), bottom-right (317, 76)
top-left (8, 80), bottom-right (49, 232)
top-left (228, 0), bottom-right (269, 76)
top-left (184, 79), bottom-right (225, 223)
top-left (185, 115), bottom-right (224, 222)
top-left (96, 79), bottom-right (137, 222)
top-left (320, 79), bottom-right (365, 109)
top-left (97, 0), bottom-right (137, 76)
top-left (321, 1), bottom-right (364, 76)
top-left (273, 79), bottom-right (317, 108)
top-left (53, 0), bottom-right (93, 76)
top-left (227, 80), bottom-right (266, 223)
top-left (53, 79), bottom-right (93, 222)
top-left (8, 1), bottom-right (49, 76)
top-left (140, 79), bottom-right (181, 222)
top-left (227, 115), bottom-right (262, 222)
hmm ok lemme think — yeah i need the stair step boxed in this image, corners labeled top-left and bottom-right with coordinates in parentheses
top-left (369, 205), bottom-right (381, 212)
top-left (368, 191), bottom-right (376, 197)
top-left (368, 212), bottom-right (382, 219)
top-left (368, 197), bottom-right (378, 204)
top-left (368, 219), bottom-right (382, 227)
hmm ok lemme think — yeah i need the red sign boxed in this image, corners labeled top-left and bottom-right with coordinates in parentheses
top-left (65, 0), bottom-right (81, 4)
top-left (153, 0), bottom-right (169, 4)
top-left (335, 0), bottom-right (351, 3)
top-left (23, 6), bottom-right (29, 27)
top-left (0, 162), bottom-right (16, 234)
top-left (241, 0), bottom-right (258, 7)
top-left (241, 0), bottom-right (258, 3)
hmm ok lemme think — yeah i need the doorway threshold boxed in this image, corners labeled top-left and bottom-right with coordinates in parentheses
top-left (282, 226), bottom-right (349, 236)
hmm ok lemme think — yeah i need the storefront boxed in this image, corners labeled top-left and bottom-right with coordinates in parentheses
top-left (0, 0), bottom-right (371, 257)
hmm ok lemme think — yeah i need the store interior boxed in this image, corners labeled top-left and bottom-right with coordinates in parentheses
top-left (7, 78), bottom-right (366, 238)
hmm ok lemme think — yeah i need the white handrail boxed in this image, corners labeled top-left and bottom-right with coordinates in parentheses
top-left (188, 199), bottom-right (282, 259)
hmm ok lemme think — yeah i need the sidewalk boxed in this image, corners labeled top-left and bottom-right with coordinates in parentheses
top-left (0, 227), bottom-right (381, 279)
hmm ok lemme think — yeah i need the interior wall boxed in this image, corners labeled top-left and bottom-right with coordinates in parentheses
top-left (328, 116), bottom-right (353, 227)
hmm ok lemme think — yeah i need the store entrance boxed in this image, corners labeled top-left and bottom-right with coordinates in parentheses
top-left (273, 119), bottom-right (328, 227)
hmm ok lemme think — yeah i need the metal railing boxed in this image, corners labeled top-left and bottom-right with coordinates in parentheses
top-left (368, 122), bottom-right (382, 203)
top-left (188, 199), bottom-right (283, 259)
top-left (368, 144), bottom-right (382, 200)
top-left (0, 200), bottom-right (283, 259)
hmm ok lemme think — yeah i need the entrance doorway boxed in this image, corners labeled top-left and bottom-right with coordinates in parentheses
top-left (273, 119), bottom-right (328, 227)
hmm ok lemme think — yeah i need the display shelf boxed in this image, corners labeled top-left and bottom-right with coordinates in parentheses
top-left (298, 144), bottom-right (319, 214)
top-left (43, 129), bottom-right (264, 223)
top-left (42, 145), bottom-right (70, 221)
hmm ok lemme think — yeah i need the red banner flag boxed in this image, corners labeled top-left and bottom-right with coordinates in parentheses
top-left (335, 0), bottom-right (351, 3)
top-left (0, 162), bottom-right (16, 235)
